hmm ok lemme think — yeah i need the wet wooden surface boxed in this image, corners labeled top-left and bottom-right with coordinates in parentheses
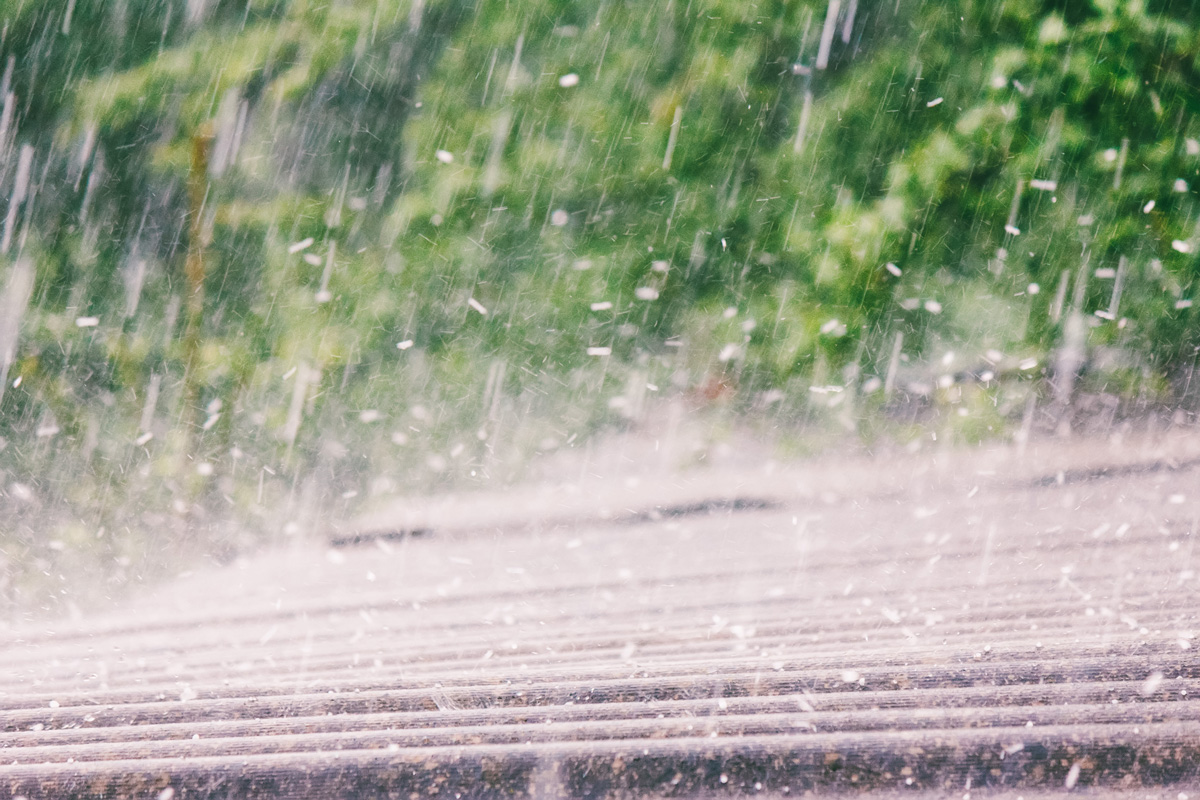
top-left (1, 433), bottom-right (1199, 798)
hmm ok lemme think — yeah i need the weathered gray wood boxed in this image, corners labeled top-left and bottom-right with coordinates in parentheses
top-left (1, 436), bottom-right (1198, 798)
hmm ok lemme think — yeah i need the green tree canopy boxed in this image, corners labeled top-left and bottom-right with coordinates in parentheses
top-left (1, 0), bottom-right (1198, 607)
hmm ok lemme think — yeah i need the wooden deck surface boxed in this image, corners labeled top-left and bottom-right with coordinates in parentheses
top-left (2, 431), bottom-right (1199, 798)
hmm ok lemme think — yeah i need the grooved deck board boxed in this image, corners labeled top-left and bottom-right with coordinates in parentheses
top-left (2, 435), bottom-right (1199, 798)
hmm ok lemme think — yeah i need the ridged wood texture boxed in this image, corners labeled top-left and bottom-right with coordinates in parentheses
top-left (2, 437), bottom-right (1198, 799)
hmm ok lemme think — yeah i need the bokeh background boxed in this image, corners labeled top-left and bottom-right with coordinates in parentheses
top-left (1, 0), bottom-right (1197, 612)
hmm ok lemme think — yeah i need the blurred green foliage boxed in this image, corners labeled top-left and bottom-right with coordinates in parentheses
top-left (0, 0), bottom-right (1198, 610)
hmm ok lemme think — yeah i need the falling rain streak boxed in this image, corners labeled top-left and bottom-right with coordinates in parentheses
top-left (0, 0), bottom-right (1191, 625)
